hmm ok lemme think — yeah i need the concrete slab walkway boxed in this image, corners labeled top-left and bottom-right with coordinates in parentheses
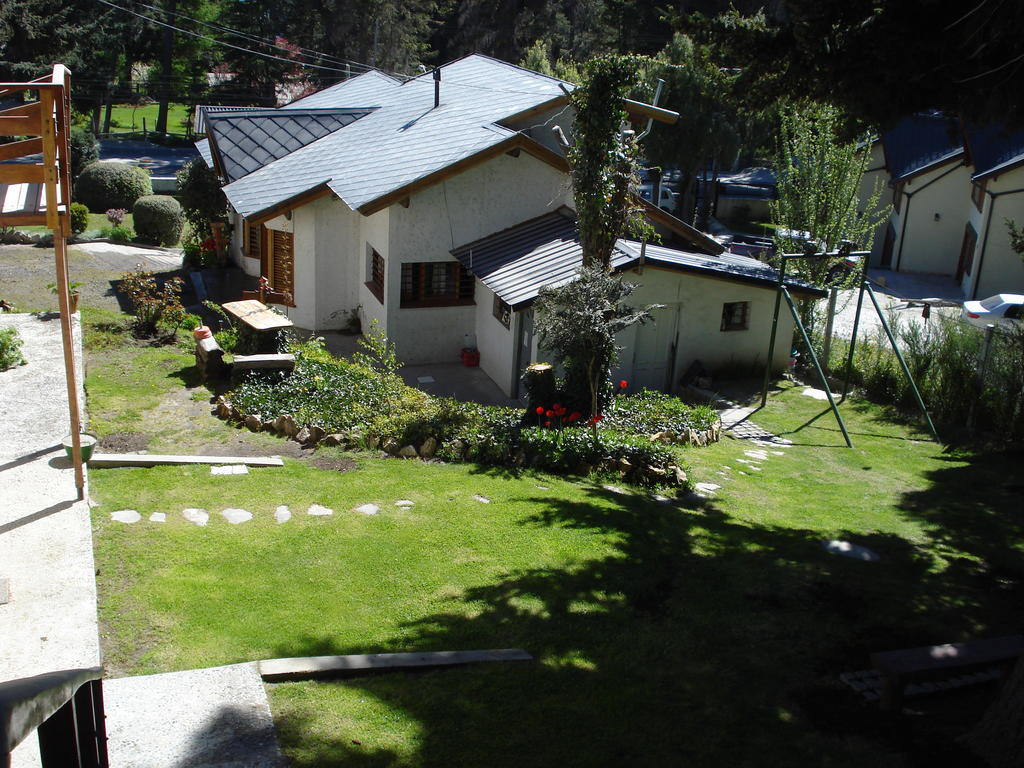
top-left (104, 663), bottom-right (287, 768)
top-left (0, 313), bottom-right (97, 768)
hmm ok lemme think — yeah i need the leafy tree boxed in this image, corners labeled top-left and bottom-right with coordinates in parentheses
top-left (177, 158), bottom-right (228, 240)
top-left (1008, 219), bottom-right (1024, 263)
top-left (693, 1), bottom-right (1024, 131)
top-left (567, 54), bottom-right (649, 268)
top-left (770, 102), bottom-right (885, 333)
top-left (534, 265), bottom-right (656, 417)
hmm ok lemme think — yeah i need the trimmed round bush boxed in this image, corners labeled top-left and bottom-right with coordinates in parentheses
top-left (69, 127), bottom-right (99, 180)
top-left (75, 161), bottom-right (153, 213)
top-left (69, 202), bottom-right (90, 235)
top-left (133, 195), bottom-right (184, 246)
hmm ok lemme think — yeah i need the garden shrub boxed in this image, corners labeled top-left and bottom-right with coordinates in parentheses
top-left (100, 225), bottom-right (135, 243)
top-left (69, 203), bottom-right (90, 235)
top-left (0, 327), bottom-right (26, 370)
top-left (177, 159), bottom-right (227, 239)
top-left (75, 161), bottom-right (152, 212)
top-left (119, 267), bottom-right (186, 337)
top-left (69, 127), bottom-right (99, 179)
top-left (106, 208), bottom-right (127, 226)
top-left (133, 195), bottom-right (184, 246)
top-left (603, 389), bottom-right (719, 435)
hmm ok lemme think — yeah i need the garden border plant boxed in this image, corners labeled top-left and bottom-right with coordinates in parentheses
top-left (218, 332), bottom-right (720, 488)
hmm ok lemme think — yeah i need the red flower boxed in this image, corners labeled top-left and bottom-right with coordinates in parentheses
top-left (545, 410), bottom-right (554, 417)
top-left (535, 406), bottom-right (544, 414)
top-left (553, 403), bottom-right (561, 410)
top-left (619, 380), bottom-right (628, 389)
top-left (544, 420), bottom-right (552, 427)
top-left (569, 411), bottom-right (581, 421)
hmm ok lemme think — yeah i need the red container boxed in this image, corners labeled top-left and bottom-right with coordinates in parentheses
top-left (193, 325), bottom-right (213, 340)
top-left (461, 348), bottom-right (480, 367)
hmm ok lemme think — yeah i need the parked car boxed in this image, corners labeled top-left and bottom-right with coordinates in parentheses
top-left (638, 183), bottom-right (678, 212)
top-left (961, 294), bottom-right (1024, 329)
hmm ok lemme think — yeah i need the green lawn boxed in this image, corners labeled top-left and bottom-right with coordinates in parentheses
top-left (107, 103), bottom-right (192, 134)
top-left (86, 330), bottom-right (1024, 767)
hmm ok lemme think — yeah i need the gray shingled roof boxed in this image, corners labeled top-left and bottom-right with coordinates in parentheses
top-left (205, 108), bottom-right (375, 183)
top-left (214, 55), bottom-right (572, 218)
top-left (452, 210), bottom-right (826, 308)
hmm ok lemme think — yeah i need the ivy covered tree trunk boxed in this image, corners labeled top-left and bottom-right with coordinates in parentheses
top-left (567, 55), bottom-right (649, 268)
top-left (966, 658), bottom-right (1024, 767)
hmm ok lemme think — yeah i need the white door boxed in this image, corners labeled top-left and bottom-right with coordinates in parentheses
top-left (631, 304), bottom-right (681, 392)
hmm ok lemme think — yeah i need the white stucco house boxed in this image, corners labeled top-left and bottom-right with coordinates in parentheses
top-left (197, 54), bottom-right (821, 398)
top-left (862, 113), bottom-right (1024, 299)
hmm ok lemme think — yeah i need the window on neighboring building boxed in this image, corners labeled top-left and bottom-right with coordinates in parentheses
top-left (366, 247), bottom-right (384, 303)
top-left (971, 179), bottom-right (987, 212)
top-left (493, 294), bottom-right (511, 328)
top-left (720, 301), bottom-right (750, 331)
top-left (244, 219), bottom-right (263, 259)
top-left (400, 261), bottom-right (474, 307)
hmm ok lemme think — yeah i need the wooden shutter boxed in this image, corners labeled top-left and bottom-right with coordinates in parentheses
top-left (245, 220), bottom-right (262, 259)
top-left (269, 230), bottom-right (295, 305)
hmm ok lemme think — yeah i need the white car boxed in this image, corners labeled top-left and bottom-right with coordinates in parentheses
top-left (961, 294), bottom-right (1024, 329)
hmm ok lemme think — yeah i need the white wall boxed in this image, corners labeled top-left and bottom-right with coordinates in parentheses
top-left (228, 210), bottom-right (261, 276)
top-left (358, 208), bottom-right (390, 336)
top-left (474, 283), bottom-right (517, 395)
top-left (892, 162), bottom-right (970, 275)
top-left (858, 142), bottom-right (891, 265)
top-left (967, 169), bottom-right (1024, 299)
top-left (387, 151), bottom-right (573, 364)
top-left (610, 267), bottom-right (797, 392)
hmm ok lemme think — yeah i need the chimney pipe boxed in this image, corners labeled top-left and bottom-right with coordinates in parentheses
top-left (433, 68), bottom-right (441, 108)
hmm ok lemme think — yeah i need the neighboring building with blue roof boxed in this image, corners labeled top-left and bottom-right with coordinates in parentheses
top-left (198, 54), bottom-right (817, 397)
top-left (865, 114), bottom-right (1024, 299)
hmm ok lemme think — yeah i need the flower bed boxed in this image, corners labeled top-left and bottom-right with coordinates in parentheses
top-left (222, 339), bottom-right (720, 488)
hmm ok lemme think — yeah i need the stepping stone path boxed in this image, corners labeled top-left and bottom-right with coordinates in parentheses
top-left (601, 485), bottom-right (627, 495)
top-left (822, 539), bottom-right (881, 562)
top-left (111, 509), bottom-right (141, 524)
top-left (149, 512), bottom-right (166, 523)
top-left (473, 494), bottom-right (491, 504)
top-left (274, 505), bottom-right (291, 524)
top-left (693, 482), bottom-right (720, 497)
top-left (183, 508), bottom-right (209, 526)
top-left (354, 503), bottom-right (379, 516)
top-left (307, 504), bottom-right (334, 516)
top-left (221, 508), bottom-right (253, 525)
top-left (744, 449), bottom-right (769, 460)
top-left (394, 500), bottom-right (415, 508)
top-left (535, 485), bottom-right (549, 490)
top-left (211, 464), bottom-right (248, 475)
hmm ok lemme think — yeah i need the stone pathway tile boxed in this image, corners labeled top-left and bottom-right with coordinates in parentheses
top-left (211, 464), bottom-right (248, 475)
top-left (111, 509), bottom-right (141, 524)
top-left (693, 483), bottom-right (720, 497)
top-left (221, 508), bottom-right (252, 525)
top-left (394, 499), bottom-right (415, 508)
top-left (149, 512), bottom-right (166, 523)
top-left (600, 485), bottom-right (627, 496)
top-left (307, 504), bottom-right (333, 516)
top-left (744, 449), bottom-right (769, 460)
top-left (274, 505), bottom-right (291, 524)
top-left (354, 503), bottom-right (379, 516)
top-left (183, 508), bottom-right (209, 526)
top-left (802, 387), bottom-right (830, 401)
top-left (473, 494), bottom-right (492, 503)
top-left (535, 485), bottom-right (550, 490)
top-left (822, 539), bottom-right (881, 562)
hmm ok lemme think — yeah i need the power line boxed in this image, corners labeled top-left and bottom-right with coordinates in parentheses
top-left (94, 0), bottom-right (355, 74)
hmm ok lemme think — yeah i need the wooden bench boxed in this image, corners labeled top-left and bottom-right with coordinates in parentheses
top-left (871, 635), bottom-right (1024, 711)
top-left (232, 353), bottom-right (296, 372)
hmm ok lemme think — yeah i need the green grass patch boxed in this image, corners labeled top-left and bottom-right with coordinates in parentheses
top-left (89, 375), bottom-right (1024, 764)
top-left (107, 103), bottom-right (191, 134)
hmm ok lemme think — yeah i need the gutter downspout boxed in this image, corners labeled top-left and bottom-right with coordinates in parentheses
top-left (971, 185), bottom-right (1024, 298)
top-left (894, 160), bottom-right (965, 272)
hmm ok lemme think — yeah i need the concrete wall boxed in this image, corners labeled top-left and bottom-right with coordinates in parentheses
top-left (386, 151), bottom-right (573, 364)
top-left (966, 169), bottom-right (1024, 299)
top-left (892, 161), bottom-right (970, 275)
top-left (474, 282), bottom-right (517, 396)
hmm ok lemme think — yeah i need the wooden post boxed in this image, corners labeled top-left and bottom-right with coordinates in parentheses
top-left (821, 287), bottom-right (838, 373)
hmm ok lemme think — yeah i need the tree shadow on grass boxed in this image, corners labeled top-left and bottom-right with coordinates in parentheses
top-left (267, 483), bottom-right (1011, 767)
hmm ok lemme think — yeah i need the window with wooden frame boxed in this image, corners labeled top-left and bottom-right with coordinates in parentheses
top-left (267, 229), bottom-right (295, 305)
top-left (971, 179), bottom-right (987, 212)
top-left (493, 294), bottom-right (512, 328)
top-left (400, 261), bottom-right (474, 307)
top-left (244, 219), bottom-right (263, 259)
top-left (366, 247), bottom-right (385, 303)
top-left (720, 301), bottom-right (750, 331)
